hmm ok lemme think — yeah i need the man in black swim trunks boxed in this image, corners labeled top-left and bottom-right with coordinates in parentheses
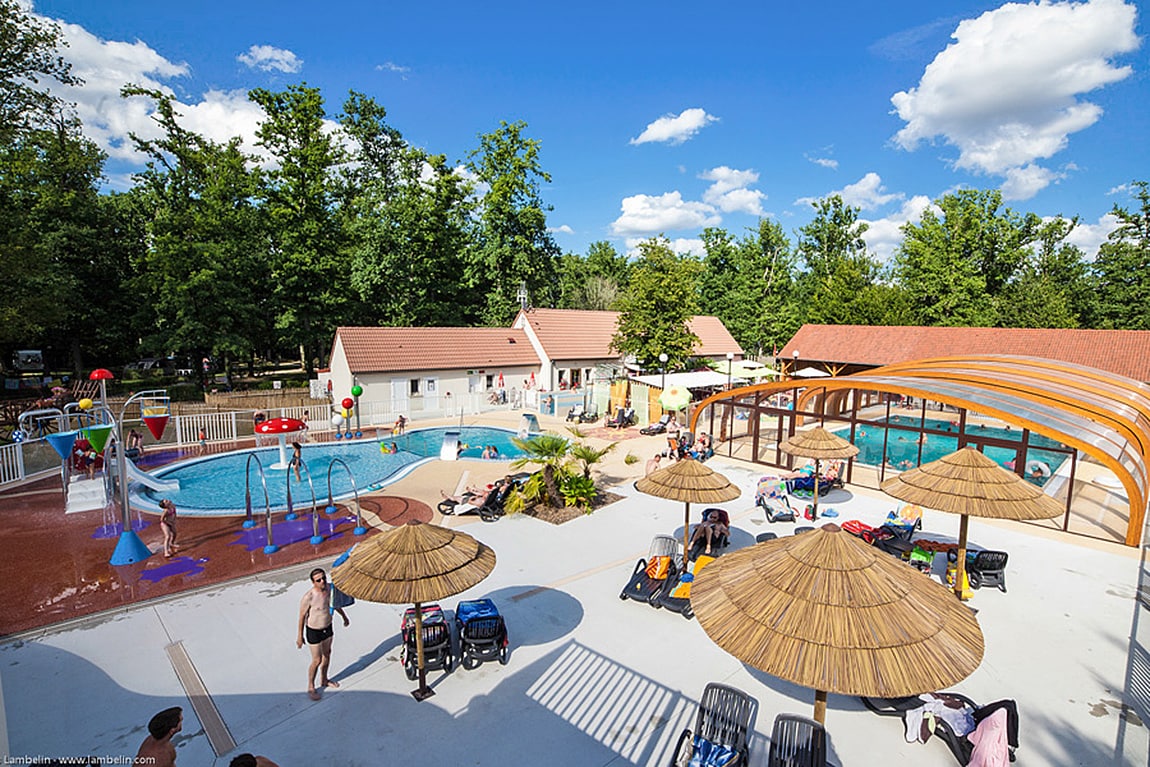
top-left (297, 568), bottom-right (350, 700)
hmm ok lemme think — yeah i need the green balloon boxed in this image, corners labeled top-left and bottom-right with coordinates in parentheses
top-left (351, 385), bottom-right (363, 397)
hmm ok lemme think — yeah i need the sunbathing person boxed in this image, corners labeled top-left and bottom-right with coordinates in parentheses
top-left (688, 509), bottom-right (729, 556)
top-left (440, 484), bottom-right (486, 505)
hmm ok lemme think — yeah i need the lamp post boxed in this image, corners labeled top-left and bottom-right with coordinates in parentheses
top-left (726, 352), bottom-right (735, 457)
top-left (659, 353), bottom-right (668, 392)
top-left (792, 350), bottom-right (800, 378)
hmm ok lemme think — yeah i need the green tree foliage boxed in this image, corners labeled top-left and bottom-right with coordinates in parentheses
top-left (510, 432), bottom-right (572, 508)
top-left (557, 240), bottom-right (630, 310)
top-left (895, 189), bottom-right (1040, 326)
top-left (0, 118), bottom-right (139, 371)
top-left (250, 84), bottom-right (351, 372)
top-left (1092, 182), bottom-right (1150, 329)
top-left (699, 220), bottom-right (801, 357)
top-left (126, 87), bottom-right (271, 377)
top-left (795, 196), bottom-right (897, 326)
top-left (997, 217), bottom-right (1093, 328)
top-left (466, 121), bottom-right (560, 323)
top-left (0, 0), bottom-right (80, 144)
top-left (339, 93), bottom-right (477, 326)
top-left (611, 237), bottom-right (701, 369)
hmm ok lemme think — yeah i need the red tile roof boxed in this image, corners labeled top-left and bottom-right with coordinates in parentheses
top-left (517, 308), bottom-right (742, 360)
top-left (781, 325), bottom-right (1150, 381)
top-left (335, 327), bottom-right (538, 374)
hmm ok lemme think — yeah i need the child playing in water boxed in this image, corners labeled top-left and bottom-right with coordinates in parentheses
top-left (159, 499), bottom-right (178, 557)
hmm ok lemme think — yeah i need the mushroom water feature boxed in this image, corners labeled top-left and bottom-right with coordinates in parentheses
top-left (255, 417), bottom-right (307, 469)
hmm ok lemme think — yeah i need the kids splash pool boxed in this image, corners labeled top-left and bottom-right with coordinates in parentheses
top-left (137, 426), bottom-right (526, 516)
top-left (836, 415), bottom-right (1069, 484)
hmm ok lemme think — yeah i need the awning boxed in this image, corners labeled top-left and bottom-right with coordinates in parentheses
top-left (632, 371), bottom-right (741, 389)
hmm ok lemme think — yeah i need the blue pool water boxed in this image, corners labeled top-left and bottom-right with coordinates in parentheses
top-left (141, 426), bottom-right (527, 515)
top-left (835, 416), bottom-right (1068, 485)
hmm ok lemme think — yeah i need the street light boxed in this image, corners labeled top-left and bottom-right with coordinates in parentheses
top-left (659, 353), bottom-right (668, 391)
top-left (726, 352), bottom-right (735, 457)
top-left (725, 352), bottom-right (734, 390)
top-left (792, 350), bottom-right (800, 378)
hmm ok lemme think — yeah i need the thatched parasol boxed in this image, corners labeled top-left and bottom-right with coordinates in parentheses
top-left (635, 458), bottom-right (741, 556)
top-left (779, 426), bottom-right (859, 518)
top-left (331, 520), bottom-right (496, 700)
top-left (691, 523), bottom-right (984, 724)
top-left (881, 446), bottom-right (1062, 599)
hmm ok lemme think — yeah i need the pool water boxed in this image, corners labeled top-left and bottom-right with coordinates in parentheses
top-left (835, 416), bottom-right (1068, 485)
top-left (142, 426), bottom-right (527, 515)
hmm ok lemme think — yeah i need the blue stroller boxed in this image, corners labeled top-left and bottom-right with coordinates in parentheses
top-left (455, 598), bottom-right (509, 669)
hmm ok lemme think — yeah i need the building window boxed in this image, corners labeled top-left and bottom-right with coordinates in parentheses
top-left (410, 379), bottom-right (420, 396)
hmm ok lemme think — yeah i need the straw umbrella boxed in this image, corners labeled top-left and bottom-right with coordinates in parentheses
top-left (779, 426), bottom-right (859, 519)
top-left (691, 524), bottom-right (984, 724)
top-left (635, 458), bottom-right (741, 558)
top-left (881, 446), bottom-right (1062, 599)
top-left (331, 520), bottom-right (496, 700)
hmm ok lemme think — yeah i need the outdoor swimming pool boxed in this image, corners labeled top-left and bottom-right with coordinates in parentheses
top-left (835, 416), bottom-right (1068, 485)
top-left (138, 426), bottom-right (527, 516)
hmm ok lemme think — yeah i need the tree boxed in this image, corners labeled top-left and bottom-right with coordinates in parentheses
top-left (611, 237), bottom-right (701, 369)
top-left (510, 433), bottom-right (572, 508)
top-left (699, 220), bottom-right (801, 357)
top-left (126, 87), bottom-right (271, 378)
top-left (895, 189), bottom-right (1040, 326)
top-left (997, 217), bottom-right (1092, 328)
top-left (250, 84), bottom-right (352, 372)
top-left (0, 0), bottom-right (80, 144)
top-left (557, 241), bottom-right (630, 310)
top-left (795, 196), bottom-right (895, 326)
top-left (466, 121), bottom-right (560, 324)
top-left (1092, 181), bottom-right (1150, 329)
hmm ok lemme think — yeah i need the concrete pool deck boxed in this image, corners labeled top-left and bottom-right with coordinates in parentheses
top-left (2, 411), bottom-right (1149, 765)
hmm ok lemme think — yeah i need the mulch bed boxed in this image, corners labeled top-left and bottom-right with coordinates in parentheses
top-left (520, 491), bottom-right (625, 525)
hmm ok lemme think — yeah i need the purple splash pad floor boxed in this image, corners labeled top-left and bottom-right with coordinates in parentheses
top-left (230, 515), bottom-right (354, 552)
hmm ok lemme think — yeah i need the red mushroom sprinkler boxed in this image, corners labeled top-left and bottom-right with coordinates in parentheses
top-left (254, 417), bottom-right (307, 470)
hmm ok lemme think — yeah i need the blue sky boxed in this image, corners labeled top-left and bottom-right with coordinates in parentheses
top-left (27, 0), bottom-right (1148, 260)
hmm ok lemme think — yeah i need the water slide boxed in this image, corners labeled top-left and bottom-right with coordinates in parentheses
top-left (440, 431), bottom-right (461, 461)
top-left (111, 452), bottom-right (179, 492)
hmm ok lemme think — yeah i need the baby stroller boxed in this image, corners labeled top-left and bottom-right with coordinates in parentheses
top-left (455, 598), bottom-right (509, 669)
top-left (619, 534), bottom-right (683, 607)
top-left (755, 476), bottom-right (797, 523)
top-left (401, 604), bottom-right (454, 680)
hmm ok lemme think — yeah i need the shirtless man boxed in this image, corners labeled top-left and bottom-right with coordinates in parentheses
top-left (136, 706), bottom-right (182, 766)
top-left (297, 568), bottom-right (349, 700)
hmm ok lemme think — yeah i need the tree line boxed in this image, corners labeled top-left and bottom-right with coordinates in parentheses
top-left (2, 1), bottom-right (1149, 380)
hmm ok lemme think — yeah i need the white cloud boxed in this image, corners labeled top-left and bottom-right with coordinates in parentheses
top-left (549, 224), bottom-right (574, 235)
top-left (699, 166), bottom-right (765, 215)
top-left (1062, 211), bottom-right (1120, 259)
top-left (860, 195), bottom-right (937, 262)
top-left (630, 108), bottom-right (718, 146)
top-left (794, 172), bottom-right (902, 212)
top-left (1000, 164), bottom-right (1061, 200)
top-left (622, 237), bottom-right (706, 259)
top-left (237, 45), bottom-right (302, 73)
top-left (891, 0), bottom-right (1139, 196)
top-left (809, 156), bottom-right (838, 169)
top-left (376, 61), bottom-right (410, 78)
top-left (1107, 183), bottom-right (1130, 195)
top-left (611, 192), bottom-right (720, 235)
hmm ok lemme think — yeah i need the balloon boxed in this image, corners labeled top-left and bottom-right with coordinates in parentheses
top-left (341, 397), bottom-right (354, 410)
top-left (350, 385), bottom-right (363, 397)
top-left (342, 408), bottom-right (351, 419)
top-left (331, 414), bottom-right (344, 427)
top-left (78, 398), bottom-right (93, 410)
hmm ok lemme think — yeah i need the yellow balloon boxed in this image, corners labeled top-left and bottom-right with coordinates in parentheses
top-left (342, 408), bottom-right (351, 418)
top-left (78, 398), bottom-right (93, 410)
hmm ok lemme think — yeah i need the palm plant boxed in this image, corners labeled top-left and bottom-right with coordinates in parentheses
top-left (510, 433), bottom-right (572, 507)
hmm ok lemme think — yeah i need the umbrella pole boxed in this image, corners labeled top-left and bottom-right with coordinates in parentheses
top-left (954, 515), bottom-right (970, 601)
top-left (683, 501), bottom-right (691, 563)
top-left (814, 689), bottom-right (827, 724)
top-left (412, 601), bottom-right (434, 701)
top-left (811, 458), bottom-right (821, 520)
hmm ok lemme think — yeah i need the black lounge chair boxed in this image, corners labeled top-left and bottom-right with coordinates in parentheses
top-left (606, 407), bottom-right (637, 429)
top-left (757, 485), bottom-right (798, 523)
top-left (687, 507), bottom-right (731, 562)
top-left (669, 683), bottom-right (757, 767)
top-left (862, 693), bottom-right (1019, 764)
top-left (640, 413), bottom-right (671, 435)
top-left (619, 534), bottom-right (682, 606)
top-left (438, 485), bottom-right (500, 519)
top-left (768, 713), bottom-right (827, 767)
top-left (785, 474), bottom-right (836, 497)
top-left (455, 598), bottom-right (509, 670)
top-left (967, 550), bottom-right (1008, 592)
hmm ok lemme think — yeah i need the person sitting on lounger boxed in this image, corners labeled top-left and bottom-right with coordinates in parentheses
top-left (688, 509), bottom-right (729, 556)
top-left (440, 484), bottom-right (486, 505)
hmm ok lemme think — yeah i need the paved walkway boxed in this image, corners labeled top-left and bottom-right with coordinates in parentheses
top-left (2, 413), bottom-right (1149, 765)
